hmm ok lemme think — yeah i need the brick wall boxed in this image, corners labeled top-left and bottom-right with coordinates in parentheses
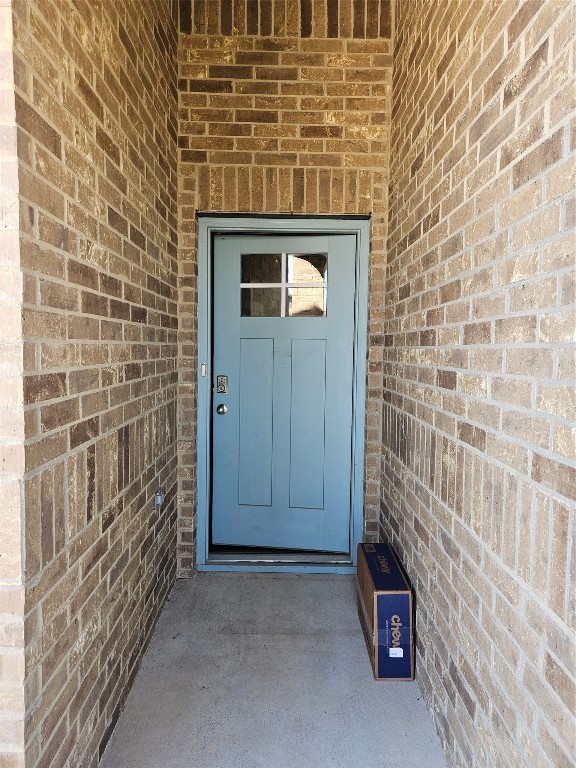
top-left (383, 2), bottom-right (575, 767)
top-left (177, 0), bottom-right (393, 573)
top-left (0, 1), bottom-right (26, 764)
top-left (10, 1), bottom-right (179, 765)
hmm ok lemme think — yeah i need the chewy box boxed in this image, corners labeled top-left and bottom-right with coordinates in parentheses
top-left (357, 542), bottom-right (414, 680)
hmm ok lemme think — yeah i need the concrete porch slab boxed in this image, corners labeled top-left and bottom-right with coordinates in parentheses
top-left (100, 573), bottom-right (447, 768)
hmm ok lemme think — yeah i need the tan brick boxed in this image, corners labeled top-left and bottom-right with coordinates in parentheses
top-left (470, 292), bottom-right (506, 320)
top-left (492, 377), bottom-right (532, 408)
top-left (499, 182), bottom-right (542, 226)
top-left (463, 321), bottom-right (491, 345)
top-left (536, 384), bottom-right (576, 420)
top-left (508, 1), bottom-right (545, 49)
top-left (547, 505), bottom-right (571, 620)
top-left (550, 78), bottom-right (576, 129)
top-left (479, 111), bottom-right (515, 162)
top-left (544, 652), bottom-right (576, 714)
top-left (540, 310), bottom-right (576, 343)
top-left (542, 233), bottom-right (575, 273)
top-left (504, 39), bottom-right (549, 109)
top-left (546, 153), bottom-right (576, 202)
top-left (485, 433), bottom-right (529, 475)
top-left (536, 720), bottom-right (574, 768)
top-left (14, 94), bottom-right (61, 158)
top-left (0, 488), bottom-right (23, 581)
top-left (532, 453), bottom-right (576, 502)
top-left (494, 251), bottom-right (539, 286)
top-left (552, 423), bottom-right (576, 463)
top-left (512, 203), bottom-right (562, 248)
top-left (500, 110), bottom-right (544, 171)
top-left (457, 421), bottom-right (487, 452)
top-left (506, 347), bottom-right (554, 378)
top-left (560, 270), bottom-right (575, 306)
top-left (512, 130), bottom-right (563, 190)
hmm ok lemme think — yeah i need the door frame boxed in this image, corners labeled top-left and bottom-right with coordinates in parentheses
top-left (195, 214), bottom-right (370, 573)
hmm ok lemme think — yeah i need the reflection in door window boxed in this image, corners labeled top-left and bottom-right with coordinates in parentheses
top-left (287, 287), bottom-right (326, 317)
top-left (241, 253), bottom-right (282, 283)
top-left (287, 254), bottom-right (327, 283)
top-left (241, 287), bottom-right (282, 317)
top-left (240, 253), bottom-right (327, 317)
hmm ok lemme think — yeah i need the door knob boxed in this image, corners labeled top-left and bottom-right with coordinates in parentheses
top-left (216, 404), bottom-right (228, 415)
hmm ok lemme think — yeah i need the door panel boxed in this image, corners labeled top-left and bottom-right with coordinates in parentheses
top-left (289, 339), bottom-right (326, 510)
top-left (238, 338), bottom-right (273, 506)
top-left (211, 233), bottom-right (356, 553)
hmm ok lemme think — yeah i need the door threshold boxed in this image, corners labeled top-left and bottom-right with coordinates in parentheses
top-left (208, 548), bottom-right (351, 565)
top-left (202, 548), bottom-right (355, 573)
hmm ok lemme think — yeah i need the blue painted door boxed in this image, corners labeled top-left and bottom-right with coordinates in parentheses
top-left (211, 233), bottom-right (356, 552)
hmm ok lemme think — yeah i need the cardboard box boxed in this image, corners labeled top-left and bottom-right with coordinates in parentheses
top-left (357, 542), bottom-right (414, 680)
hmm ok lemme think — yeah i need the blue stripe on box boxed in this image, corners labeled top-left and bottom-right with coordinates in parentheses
top-left (376, 592), bottom-right (412, 679)
top-left (360, 542), bottom-right (409, 591)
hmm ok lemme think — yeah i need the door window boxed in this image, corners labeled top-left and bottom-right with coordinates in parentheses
top-left (241, 253), bottom-right (327, 317)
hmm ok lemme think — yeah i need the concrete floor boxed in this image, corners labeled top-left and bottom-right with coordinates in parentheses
top-left (100, 573), bottom-right (447, 768)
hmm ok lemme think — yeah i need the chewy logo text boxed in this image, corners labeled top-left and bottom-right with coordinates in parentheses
top-left (391, 614), bottom-right (402, 647)
top-left (378, 555), bottom-right (391, 573)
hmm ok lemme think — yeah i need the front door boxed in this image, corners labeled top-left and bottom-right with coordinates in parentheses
top-left (211, 232), bottom-right (357, 553)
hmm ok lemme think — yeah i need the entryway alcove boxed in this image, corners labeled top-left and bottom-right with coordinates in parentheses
top-left (0, 1), bottom-right (573, 767)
